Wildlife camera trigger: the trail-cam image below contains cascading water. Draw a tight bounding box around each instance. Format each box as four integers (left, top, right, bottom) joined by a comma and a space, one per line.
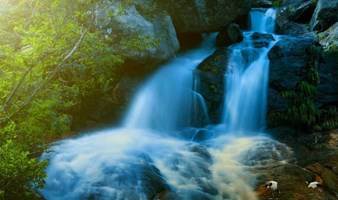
250, 8, 276, 33
42, 8, 292, 200
223, 8, 277, 133
124, 35, 215, 131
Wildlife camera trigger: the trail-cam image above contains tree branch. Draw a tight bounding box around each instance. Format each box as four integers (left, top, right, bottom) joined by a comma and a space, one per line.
0, 30, 87, 124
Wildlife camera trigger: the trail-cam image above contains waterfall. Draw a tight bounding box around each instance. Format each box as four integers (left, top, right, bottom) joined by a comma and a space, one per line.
250, 8, 276, 33
123, 34, 215, 132
222, 8, 277, 133
41, 8, 292, 200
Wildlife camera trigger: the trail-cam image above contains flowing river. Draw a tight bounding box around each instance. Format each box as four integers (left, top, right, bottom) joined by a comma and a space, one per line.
41, 8, 293, 200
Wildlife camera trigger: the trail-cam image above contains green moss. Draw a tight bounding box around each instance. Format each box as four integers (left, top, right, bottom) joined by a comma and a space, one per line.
272, 0, 283, 7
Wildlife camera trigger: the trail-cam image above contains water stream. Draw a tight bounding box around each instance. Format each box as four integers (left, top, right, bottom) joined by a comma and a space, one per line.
223, 8, 278, 133
41, 8, 292, 200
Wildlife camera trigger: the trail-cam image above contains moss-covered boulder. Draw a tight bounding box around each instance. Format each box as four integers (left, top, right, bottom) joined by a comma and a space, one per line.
96, 0, 179, 64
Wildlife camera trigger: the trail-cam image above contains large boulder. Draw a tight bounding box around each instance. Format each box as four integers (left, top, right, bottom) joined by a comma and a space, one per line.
216, 23, 244, 47
310, 0, 338, 32
276, 0, 317, 35
159, 0, 252, 33
317, 23, 338, 107
268, 36, 316, 90
268, 34, 338, 115
194, 48, 229, 123
96, 0, 179, 64
268, 35, 315, 112
251, 32, 275, 48
195, 32, 274, 123
268, 36, 315, 113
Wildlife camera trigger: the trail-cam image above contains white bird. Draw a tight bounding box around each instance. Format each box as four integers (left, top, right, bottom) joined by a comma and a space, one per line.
265, 180, 278, 191
308, 181, 321, 189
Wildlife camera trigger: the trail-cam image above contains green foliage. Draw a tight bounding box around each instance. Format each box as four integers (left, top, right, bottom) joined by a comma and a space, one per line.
0, 0, 159, 199
0, 140, 47, 199
272, 0, 283, 7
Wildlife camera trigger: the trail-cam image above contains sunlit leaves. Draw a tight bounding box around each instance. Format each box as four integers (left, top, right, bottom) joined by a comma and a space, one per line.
0, 140, 47, 199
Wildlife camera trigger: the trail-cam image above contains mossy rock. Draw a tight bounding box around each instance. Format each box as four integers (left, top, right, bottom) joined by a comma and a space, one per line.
319, 22, 338, 56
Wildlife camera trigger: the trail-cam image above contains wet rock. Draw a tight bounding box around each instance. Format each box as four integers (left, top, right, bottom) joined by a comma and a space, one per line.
96, 0, 179, 64
216, 23, 244, 47
316, 25, 338, 106
252, 0, 273, 8
84, 155, 170, 200
255, 164, 326, 200
267, 34, 337, 126
268, 35, 315, 90
306, 161, 338, 196
159, 0, 251, 33
277, 19, 311, 35
275, 0, 316, 35
268, 88, 288, 112
256, 128, 338, 199
240, 138, 293, 167
251, 32, 275, 48
187, 143, 213, 163
288, 0, 317, 23
310, 0, 338, 32
194, 48, 229, 123
179, 128, 215, 142
317, 53, 338, 107
267, 34, 337, 114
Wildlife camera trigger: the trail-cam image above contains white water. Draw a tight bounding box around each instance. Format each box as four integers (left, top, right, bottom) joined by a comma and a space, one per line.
42, 8, 291, 200
250, 8, 276, 33
124, 35, 215, 131
223, 8, 277, 133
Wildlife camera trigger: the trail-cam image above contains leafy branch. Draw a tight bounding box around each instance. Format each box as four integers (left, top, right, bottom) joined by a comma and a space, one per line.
0, 29, 87, 125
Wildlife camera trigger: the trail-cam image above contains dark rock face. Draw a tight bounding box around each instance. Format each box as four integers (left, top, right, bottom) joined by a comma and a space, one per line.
288, 0, 317, 24
194, 48, 229, 123
252, 0, 273, 8
159, 0, 252, 33
268, 36, 315, 113
316, 23, 338, 106
276, 0, 317, 35
317, 54, 338, 107
268, 35, 338, 112
268, 36, 315, 90
311, 0, 338, 32
251, 32, 275, 48
216, 23, 244, 47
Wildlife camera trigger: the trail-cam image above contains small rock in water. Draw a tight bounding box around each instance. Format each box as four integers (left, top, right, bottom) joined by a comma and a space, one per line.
265, 180, 278, 191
